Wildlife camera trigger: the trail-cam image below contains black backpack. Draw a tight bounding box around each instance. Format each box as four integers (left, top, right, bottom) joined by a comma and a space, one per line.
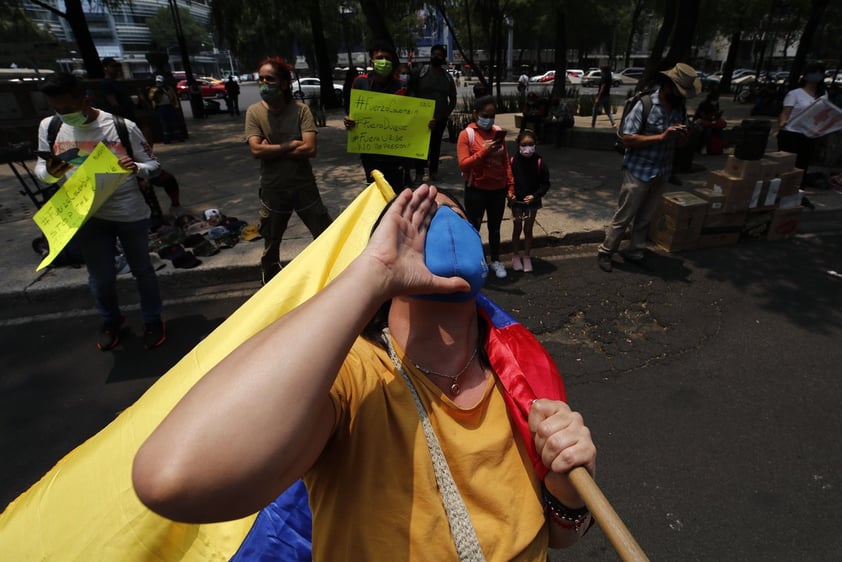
47, 113, 133, 160
613, 91, 653, 154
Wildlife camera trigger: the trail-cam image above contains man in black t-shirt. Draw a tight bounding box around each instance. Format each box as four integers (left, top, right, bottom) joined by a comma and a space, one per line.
591, 66, 616, 128
101, 57, 137, 121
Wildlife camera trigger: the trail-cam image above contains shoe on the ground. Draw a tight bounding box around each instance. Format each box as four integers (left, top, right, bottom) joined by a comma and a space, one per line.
490, 260, 507, 279
97, 315, 125, 351
143, 320, 167, 350
512, 255, 523, 271
620, 250, 645, 264
522, 256, 533, 272
169, 205, 186, 219
598, 253, 613, 272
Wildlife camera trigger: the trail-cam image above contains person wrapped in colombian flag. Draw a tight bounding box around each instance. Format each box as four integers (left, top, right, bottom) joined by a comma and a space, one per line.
0, 180, 595, 561
133, 184, 596, 560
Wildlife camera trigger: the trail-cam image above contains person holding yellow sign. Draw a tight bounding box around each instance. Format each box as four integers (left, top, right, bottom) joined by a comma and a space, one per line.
343, 40, 409, 189
35, 73, 166, 351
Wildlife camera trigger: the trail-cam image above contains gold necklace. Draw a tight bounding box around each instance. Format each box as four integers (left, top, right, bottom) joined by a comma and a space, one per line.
408, 347, 479, 396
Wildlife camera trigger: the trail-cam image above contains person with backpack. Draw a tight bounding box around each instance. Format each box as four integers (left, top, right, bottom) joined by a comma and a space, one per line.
457, 95, 514, 279
508, 129, 549, 273
597, 63, 700, 273
34, 72, 166, 350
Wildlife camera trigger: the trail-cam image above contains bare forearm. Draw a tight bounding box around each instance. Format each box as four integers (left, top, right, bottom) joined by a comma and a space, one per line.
133, 258, 389, 522
251, 140, 311, 160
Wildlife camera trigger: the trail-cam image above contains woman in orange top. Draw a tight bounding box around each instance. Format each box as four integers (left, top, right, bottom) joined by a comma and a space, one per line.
457, 95, 515, 279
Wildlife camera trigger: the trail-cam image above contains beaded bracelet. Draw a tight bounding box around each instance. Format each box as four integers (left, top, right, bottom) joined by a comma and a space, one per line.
542, 482, 592, 533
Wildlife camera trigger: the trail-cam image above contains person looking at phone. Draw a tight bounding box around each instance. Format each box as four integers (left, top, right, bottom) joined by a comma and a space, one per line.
457, 95, 514, 279
34, 72, 166, 351
597, 63, 700, 272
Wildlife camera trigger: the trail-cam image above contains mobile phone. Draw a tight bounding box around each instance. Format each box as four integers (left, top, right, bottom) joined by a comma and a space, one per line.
493, 129, 507, 142
36, 151, 67, 163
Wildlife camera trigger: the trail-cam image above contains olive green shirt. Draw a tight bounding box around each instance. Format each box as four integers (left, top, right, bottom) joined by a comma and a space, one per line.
245, 100, 318, 191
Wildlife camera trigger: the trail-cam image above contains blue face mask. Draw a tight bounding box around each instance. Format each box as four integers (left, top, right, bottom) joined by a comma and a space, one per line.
476, 116, 494, 130
415, 206, 487, 302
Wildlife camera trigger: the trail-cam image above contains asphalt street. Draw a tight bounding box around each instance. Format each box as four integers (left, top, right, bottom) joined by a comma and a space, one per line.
3, 234, 842, 560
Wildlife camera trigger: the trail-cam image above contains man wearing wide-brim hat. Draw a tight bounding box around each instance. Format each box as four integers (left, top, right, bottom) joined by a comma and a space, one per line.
597, 62, 701, 273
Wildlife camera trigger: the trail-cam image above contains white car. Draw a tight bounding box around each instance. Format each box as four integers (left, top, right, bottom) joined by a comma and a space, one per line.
566, 69, 585, 84
618, 67, 645, 85
291, 77, 344, 102
581, 69, 622, 88
529, 70, 556, 83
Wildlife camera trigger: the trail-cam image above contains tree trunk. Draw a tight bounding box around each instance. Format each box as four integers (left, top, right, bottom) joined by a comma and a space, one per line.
719, 28, 741, 94
550, 6, 568, 99
58, 0, 103, 78
625, 0, 645, 69
787, 0, 830, 91
663, 0, 700, 66
642, 0, 677, 86
309, 1, 340, 108
358, 0, 393, 47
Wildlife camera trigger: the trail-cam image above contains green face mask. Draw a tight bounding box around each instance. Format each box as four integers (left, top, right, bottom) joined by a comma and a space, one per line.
373, 59, 393, 77
259, 84, 283, 103
59, 110, 88, 127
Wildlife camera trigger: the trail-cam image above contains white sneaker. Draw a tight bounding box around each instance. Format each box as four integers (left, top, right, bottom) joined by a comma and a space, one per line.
490, 260, 507, 279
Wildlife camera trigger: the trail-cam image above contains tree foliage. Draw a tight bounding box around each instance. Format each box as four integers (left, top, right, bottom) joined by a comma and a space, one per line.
147, 7, 210, 55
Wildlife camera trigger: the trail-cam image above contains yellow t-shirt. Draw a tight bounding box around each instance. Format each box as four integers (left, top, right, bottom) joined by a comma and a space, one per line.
304, 336, 548, 561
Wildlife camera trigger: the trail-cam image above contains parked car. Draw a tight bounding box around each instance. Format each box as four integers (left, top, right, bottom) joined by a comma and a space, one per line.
768, 71, 790, 84
566, 69, 585, 84
618, 67, 644, 85
697, 71, 720, 91
581, 69, 622, 88
529, 70, 556, 83
291, 77, 344, 103
731, 73, 757, 87
731, 68, 756, 79
175, 78, 226, 100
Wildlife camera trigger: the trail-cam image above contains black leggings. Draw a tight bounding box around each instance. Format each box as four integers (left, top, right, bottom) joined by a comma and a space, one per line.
464, 185, 507, 261
777, 129, 815, 173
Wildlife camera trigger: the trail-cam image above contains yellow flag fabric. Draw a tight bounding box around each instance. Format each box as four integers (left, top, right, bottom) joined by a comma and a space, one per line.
0, 176, 396, 560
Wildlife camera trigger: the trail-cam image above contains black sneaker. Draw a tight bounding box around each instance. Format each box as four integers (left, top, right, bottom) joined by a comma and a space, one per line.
143, 320, 167, 350
620, 250, 646, 264
97, 315, 125, 351
598, 253, 613, 273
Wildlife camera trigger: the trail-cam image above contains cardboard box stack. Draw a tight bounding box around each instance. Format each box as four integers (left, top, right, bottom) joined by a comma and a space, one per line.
648, 151, 805, 252
648, 192, 707, 251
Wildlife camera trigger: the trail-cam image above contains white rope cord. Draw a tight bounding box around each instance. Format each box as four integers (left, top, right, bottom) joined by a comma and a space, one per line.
383, 329, 486, 562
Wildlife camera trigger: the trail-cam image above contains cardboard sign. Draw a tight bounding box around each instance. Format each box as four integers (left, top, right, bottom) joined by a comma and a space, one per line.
33, 142, 128, 270
347, 89, 435, 159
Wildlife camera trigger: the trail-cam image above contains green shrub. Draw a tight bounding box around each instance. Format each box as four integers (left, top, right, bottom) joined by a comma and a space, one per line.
446, 111, 473, 142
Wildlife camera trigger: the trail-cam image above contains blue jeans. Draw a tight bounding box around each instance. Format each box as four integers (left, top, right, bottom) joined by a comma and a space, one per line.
75, 217, 162, 324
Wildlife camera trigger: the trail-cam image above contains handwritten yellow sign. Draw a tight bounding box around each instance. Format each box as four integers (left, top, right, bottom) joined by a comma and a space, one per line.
347, 89, 435, 159
33, 142, 129, 270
